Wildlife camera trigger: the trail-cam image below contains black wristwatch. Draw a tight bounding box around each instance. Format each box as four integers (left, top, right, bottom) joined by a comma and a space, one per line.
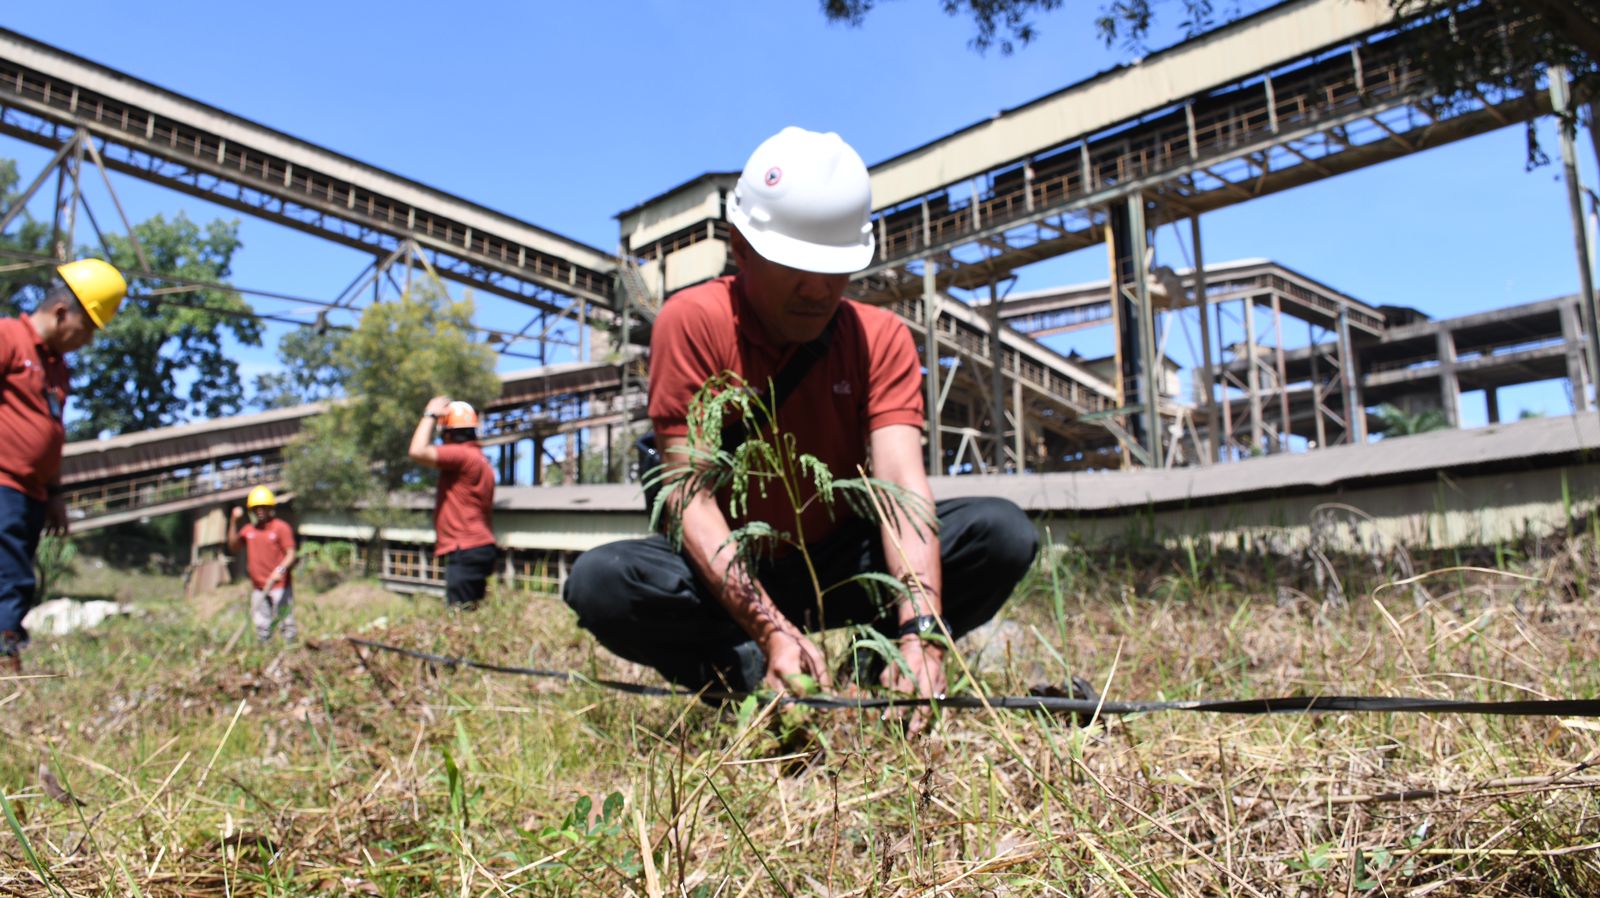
897, 615, 951, 641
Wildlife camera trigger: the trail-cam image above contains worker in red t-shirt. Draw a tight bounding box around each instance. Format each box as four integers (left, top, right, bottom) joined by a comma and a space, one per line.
409, 397, 497, 609
563, 128, 1037, 728
226, 487, 299, 643
0, 259, 126, 674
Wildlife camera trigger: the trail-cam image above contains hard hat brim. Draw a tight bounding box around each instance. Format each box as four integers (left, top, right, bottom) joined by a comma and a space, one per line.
728, 206, 875, 275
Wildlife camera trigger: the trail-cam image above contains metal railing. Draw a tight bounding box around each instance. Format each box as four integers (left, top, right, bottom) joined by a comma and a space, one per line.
65, 458, 284, 520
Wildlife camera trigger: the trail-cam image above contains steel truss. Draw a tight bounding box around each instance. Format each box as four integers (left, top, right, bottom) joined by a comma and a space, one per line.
0, 30, 616, 328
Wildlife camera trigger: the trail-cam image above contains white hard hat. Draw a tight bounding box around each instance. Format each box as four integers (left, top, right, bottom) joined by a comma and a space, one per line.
726, 127, 876, 274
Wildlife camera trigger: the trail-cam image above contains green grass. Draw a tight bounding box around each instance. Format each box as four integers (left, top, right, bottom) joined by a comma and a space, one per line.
2, 537, 1599, 896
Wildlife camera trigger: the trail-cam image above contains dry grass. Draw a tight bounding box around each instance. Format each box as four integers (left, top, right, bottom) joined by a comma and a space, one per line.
1, 533, 1599, 896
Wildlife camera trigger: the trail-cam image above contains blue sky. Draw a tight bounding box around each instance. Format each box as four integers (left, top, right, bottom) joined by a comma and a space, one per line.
3, 0, 1595, 427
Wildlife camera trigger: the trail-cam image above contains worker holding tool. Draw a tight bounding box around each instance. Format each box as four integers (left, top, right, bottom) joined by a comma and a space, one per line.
226, 486, 299, 643
0, 259, 127, 674
409, 397, 497, 609
563, 127, 1036, 729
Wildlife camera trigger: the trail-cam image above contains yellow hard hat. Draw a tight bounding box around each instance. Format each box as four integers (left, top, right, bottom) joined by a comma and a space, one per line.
56, 258, 127, 329
246, 486, 277, 508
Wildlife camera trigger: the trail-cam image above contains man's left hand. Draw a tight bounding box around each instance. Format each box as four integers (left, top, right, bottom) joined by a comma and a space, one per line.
44, 495, 69, 537
882, 637, 948, 736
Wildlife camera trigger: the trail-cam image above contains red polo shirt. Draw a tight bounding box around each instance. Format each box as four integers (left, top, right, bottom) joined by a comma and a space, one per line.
648, 276, 925, 544
240, 517, 295, 590
434, 442, 496, 556
0, 316, 70, 501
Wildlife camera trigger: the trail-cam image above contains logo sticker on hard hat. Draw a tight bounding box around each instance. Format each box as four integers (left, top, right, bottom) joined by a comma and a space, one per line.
764, 167, 782, 187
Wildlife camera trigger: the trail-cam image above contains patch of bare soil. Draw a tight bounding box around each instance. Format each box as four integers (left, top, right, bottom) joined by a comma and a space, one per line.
310, 578, 410, 613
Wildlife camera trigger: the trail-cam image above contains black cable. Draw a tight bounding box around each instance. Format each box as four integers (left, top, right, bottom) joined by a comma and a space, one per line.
346, 637, 1600, 718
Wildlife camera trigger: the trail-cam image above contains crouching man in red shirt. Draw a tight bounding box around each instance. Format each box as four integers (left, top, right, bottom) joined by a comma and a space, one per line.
226, 487, 298, 642
409, 397, 497, 609
562, 128, 1037, 727
0, 259, 126, 673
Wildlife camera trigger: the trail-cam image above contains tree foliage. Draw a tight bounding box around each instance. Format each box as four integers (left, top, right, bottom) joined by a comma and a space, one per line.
283, 284, 500, 516
0, 161, 54, 317
823, 0, 1600, 116
821, 0, 1221, 54
253, 322, 347, 409
1371, 402, 1451, 437
0, 159, 263, 438
68, 215, 262, 438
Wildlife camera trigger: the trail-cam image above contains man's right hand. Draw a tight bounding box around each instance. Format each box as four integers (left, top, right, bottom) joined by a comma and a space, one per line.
762, 629, 832, 695
424, 395, 452, 418
230, 506, 244, 522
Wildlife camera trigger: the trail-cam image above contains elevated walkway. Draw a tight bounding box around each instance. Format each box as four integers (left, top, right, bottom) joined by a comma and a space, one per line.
60, 359, 642, 531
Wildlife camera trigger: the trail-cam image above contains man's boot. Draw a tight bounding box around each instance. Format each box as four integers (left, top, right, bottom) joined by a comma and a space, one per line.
0, 629, 22, 675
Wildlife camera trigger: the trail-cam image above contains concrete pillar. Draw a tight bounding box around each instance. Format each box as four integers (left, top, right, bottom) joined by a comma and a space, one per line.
1561, 299, 1591, 411
1244, 298, 1263, 453
1436, 329, 1460, 428
1337, 309, 1366, 442
1012, 376, 1025, 472
1485, 387, 1501, 424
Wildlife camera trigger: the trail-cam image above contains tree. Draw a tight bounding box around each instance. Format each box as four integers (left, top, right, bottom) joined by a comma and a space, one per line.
822, 0, 1599, 117
253, 321, 347, 409
0, 154, 264, 438
67, 214, 263, 438
283, 284, 500, 517
820, 0, 1215, 54
0, 160, 54, 317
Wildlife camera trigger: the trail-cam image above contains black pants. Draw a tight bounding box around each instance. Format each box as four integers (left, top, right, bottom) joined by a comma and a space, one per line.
444, 544, 497, 606
562, 496, 1038, 693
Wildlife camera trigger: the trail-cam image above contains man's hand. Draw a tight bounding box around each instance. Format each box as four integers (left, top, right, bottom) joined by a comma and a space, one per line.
424, 395, 452, 418
44, 495, 69, 537
230, 506, 244, 522
762, 629, 832, 695
883, 637, 948, 736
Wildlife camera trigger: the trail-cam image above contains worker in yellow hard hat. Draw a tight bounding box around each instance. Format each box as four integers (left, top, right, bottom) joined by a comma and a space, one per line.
226, 486, 299, 643
0, 258, 127, 673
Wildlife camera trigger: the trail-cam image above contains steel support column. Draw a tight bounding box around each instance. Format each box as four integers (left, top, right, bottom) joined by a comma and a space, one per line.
1552, 67, 1600, 410
1108, 195, 1160, 464
1243, 298, 1264, 452
1270, 293, 1292, 450
985, 279, 1008, 471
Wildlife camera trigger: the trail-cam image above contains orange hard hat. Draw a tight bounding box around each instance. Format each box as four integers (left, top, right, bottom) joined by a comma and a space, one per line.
442, 401, 478, 430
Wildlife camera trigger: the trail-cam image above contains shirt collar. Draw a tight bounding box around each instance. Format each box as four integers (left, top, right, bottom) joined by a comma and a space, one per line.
18, 315, 59, 365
